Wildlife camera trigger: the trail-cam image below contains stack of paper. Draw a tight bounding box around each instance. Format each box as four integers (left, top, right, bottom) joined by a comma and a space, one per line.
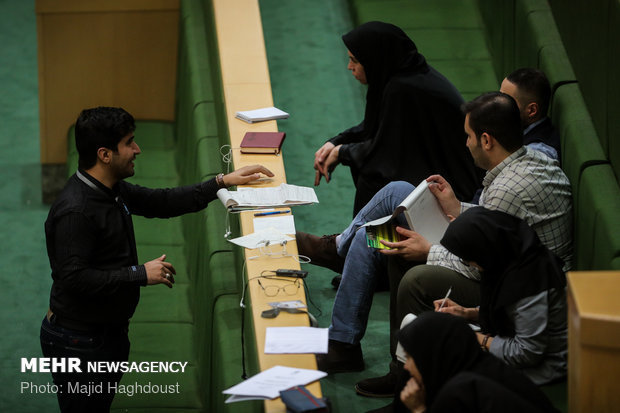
223, 365, 326, 403
217, 183, 319, 211
235, 106, 289, 123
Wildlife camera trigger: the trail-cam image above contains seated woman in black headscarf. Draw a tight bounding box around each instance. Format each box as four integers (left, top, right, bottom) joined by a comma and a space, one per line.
313, 21, 480, 216
435, 207, 568, 386
396, 311, 559, 413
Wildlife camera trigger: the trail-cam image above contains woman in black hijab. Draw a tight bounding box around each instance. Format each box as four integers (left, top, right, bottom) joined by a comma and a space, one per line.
436, 207, 568, 385
396, 311, 559, 412
313, 21, 481, 215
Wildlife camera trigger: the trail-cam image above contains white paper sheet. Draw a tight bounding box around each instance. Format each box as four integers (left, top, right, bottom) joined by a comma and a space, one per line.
264, 327, 329, 354
222, 365, 326, 402
235, 106, 290, 123
227, 228, 294, 249
217, 183, 318, 211
253, 215, 296, 235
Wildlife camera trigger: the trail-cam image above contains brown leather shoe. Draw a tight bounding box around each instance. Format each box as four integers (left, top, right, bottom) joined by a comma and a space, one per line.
296, 232, 345, 273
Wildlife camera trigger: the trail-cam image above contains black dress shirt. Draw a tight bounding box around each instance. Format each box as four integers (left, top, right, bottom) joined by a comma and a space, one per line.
45, 170, 219, 324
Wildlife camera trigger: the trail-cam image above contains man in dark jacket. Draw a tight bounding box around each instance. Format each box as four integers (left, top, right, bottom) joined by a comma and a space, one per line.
41, 107, 272, 412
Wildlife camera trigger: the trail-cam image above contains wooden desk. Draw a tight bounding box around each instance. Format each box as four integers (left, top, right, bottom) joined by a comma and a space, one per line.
211, 1, 322, 411
567, 271, 620, 413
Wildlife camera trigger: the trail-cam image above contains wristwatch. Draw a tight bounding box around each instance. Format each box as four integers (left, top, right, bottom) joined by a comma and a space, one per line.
216, 173, 226, 189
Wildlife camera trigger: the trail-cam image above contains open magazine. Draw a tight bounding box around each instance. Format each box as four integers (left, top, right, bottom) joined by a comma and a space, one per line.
217, 183, 318, 211
362, 180, 450, 249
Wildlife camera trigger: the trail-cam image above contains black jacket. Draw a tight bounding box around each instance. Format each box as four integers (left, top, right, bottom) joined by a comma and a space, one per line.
523, 117, 561, 161
45, 170, 219, 324
331, 22, 481, 214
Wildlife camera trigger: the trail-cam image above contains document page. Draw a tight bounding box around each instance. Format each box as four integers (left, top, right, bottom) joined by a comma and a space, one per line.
252, 215, 296, 235
227, 228, 294, 249
264, 327, 329, 354
223, 365, 326, 402
401, 180, 450, 244
217, 184, 318, 210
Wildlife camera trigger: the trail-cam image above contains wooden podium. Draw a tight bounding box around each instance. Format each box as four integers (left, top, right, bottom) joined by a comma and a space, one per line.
568, 271, 620, 412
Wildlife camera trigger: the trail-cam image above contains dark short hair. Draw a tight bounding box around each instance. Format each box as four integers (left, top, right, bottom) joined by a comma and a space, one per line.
75, 107, 135, 169
462, 92, 522, 152
506, 68, 551, 117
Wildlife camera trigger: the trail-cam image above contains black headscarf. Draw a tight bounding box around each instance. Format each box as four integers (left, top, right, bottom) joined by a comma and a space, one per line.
335, 22, 482, 214
440, 207, 566, 336
398, 312, 482, 406
397, 312, 559, 412
342, 21, 427, 139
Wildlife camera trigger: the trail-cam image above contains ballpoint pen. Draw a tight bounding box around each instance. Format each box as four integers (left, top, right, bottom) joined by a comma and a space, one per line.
438, 286, 452, 311
254, 210, 290, 217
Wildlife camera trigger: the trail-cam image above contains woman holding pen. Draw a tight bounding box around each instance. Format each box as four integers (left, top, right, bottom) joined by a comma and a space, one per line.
369, 207, 566, 413
435, 207, 567, 386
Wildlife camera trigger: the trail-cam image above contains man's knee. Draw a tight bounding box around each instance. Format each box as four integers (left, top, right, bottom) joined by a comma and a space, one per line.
398, 265, 435, 315
398, 265, 461, 314
383, 181, 415, 196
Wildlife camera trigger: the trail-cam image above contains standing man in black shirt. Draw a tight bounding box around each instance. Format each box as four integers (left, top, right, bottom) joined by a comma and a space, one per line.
40, 107, 273, 412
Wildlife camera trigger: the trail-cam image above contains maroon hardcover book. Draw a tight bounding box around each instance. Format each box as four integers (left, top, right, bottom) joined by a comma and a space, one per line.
240, 131, 286, 154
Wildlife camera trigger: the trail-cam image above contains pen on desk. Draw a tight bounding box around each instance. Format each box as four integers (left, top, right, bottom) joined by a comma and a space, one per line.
438, 286, 452, 311
254, 210, 290, 217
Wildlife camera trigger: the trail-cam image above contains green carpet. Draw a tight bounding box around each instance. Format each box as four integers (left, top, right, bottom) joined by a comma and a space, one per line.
0, 1, 58, 411
259, 1, 393, 411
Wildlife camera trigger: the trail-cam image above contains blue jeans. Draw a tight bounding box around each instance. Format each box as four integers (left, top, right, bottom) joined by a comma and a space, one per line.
330, 181, 414, 344
40, 315, 130, 413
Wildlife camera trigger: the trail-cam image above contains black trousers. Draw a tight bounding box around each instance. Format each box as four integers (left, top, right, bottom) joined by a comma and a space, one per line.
40, 315, 130, 413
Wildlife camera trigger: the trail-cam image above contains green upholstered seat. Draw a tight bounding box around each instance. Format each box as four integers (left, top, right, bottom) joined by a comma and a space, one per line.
131, 284, 194, 324
538, 44, 577, 91
403, 28, 492, 61
133, 121, 176, 151
608, 0, 620, 182
351, 0, 481, 29
575, 165, 620, 270
351, 0, 498, 99
131, 150, 178, 180
178, 102, 221, 185
552, 84, 607, 196
208, 294, 261, 413
477, 0, 515, 78
110, 322, 201, 410
204, 204, 233, 256
196, 135, 223, 180
133, 215, 185, 246
431, 59, 498, 99
206, 250, 241, 297
514, 9, 562, 68
548, 0, 610, 154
